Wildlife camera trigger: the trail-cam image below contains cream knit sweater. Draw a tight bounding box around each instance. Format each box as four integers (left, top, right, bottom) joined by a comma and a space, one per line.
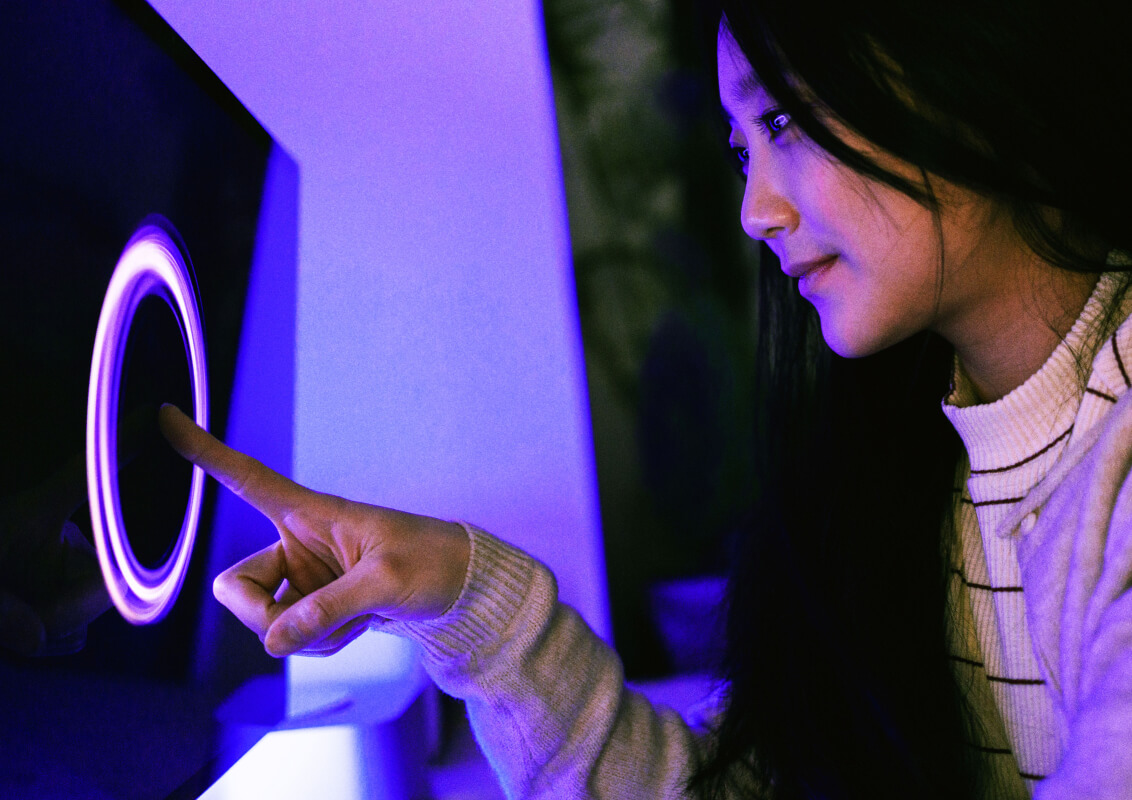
384, 274, 1132, 799
944, 272, 1132, 797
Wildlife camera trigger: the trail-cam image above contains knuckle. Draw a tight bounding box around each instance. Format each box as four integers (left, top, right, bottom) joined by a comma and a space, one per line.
228, 459, 256, 498
297, 594, 337, 635
212, 571, 236, 605
372, 553, 409, 594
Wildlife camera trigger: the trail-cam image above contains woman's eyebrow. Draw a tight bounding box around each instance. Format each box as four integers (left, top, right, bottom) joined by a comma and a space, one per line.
738, 70, 765, 99
721, 70, 767, 109
719, 71, 768, 126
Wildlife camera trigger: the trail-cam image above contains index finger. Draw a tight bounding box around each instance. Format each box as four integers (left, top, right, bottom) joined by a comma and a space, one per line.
158, 404, 307, 520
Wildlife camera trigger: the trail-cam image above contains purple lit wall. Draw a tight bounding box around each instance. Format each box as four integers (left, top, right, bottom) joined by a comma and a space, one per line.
145, 0, 609, 657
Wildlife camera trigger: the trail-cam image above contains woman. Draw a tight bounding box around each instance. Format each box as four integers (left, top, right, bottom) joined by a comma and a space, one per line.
160, 1, 1132, 796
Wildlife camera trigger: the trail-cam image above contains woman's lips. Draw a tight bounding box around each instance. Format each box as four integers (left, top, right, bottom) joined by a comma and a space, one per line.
795, 255, 838, 296
783, 254, 837, 278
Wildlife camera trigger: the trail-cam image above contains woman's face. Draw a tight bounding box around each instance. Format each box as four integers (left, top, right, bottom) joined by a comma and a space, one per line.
717, 28, 1025, 358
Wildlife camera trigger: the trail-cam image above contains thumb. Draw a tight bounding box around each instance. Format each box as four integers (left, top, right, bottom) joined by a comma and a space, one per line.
264, 566, 388, 656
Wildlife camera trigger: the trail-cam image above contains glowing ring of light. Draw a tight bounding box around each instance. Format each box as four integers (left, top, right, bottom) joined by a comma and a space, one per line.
86, 222, 208, 625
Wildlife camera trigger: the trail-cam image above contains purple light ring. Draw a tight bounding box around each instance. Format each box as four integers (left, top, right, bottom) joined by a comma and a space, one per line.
87, 256, 146, 616
86, 225, 209, 624
113, 275, 203, 591
112, 237, 207, 602
90, 232, 208, 616
101, 269, 168, 590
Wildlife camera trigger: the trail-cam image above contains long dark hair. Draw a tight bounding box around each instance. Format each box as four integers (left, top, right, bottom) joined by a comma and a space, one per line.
689, 1, 1132, 797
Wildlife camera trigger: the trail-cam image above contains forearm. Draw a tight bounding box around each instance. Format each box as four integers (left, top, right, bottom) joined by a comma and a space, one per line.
384, 525, 705, 799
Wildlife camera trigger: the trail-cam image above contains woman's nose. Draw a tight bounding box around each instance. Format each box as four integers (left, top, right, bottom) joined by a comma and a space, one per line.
740, 173, 799, 241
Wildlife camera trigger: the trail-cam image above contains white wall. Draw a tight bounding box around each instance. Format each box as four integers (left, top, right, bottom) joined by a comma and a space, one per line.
146, 0, 610, 649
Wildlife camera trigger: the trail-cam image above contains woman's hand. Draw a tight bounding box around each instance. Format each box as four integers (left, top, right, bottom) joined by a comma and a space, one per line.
158, 405, 470, 658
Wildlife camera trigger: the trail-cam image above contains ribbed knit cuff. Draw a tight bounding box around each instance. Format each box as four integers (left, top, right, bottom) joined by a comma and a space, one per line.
379, 523, 545, 666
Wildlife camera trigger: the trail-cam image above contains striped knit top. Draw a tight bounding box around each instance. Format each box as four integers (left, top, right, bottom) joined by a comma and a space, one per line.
941, 270, 1132, 797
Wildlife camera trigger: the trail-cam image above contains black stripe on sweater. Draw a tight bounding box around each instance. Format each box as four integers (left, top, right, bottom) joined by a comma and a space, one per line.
968, 496, 1025, 507
1114, 336, 1131, 388
986, 674, 1045, 686
968, 427, 1072, 475
949, 568, 1023, 593
1087, 386, 1118, 403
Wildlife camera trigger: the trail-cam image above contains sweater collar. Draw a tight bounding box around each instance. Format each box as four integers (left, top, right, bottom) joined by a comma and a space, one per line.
941, 272, 1124, 474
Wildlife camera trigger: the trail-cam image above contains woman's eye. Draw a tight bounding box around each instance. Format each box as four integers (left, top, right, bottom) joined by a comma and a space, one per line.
755, 108, 793, 140
731, 145, 750, 167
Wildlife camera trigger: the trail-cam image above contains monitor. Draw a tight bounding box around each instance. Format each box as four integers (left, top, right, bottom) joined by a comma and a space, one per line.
0, 1, 298, 797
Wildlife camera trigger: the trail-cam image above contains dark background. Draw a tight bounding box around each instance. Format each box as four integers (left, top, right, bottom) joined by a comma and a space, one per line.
544, 0, 763, 678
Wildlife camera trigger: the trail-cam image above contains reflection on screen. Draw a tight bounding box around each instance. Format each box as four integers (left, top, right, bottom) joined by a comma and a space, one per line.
0, 1, 294, 797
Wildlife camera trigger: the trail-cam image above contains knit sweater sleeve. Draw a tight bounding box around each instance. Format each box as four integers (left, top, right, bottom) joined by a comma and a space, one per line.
1027, 452, 1132, 799
1000, 385, 1132, 799
379, 524, 711, 800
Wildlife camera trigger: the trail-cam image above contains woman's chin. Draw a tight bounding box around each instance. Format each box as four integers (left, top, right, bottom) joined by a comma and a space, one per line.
818, 320, 906, 359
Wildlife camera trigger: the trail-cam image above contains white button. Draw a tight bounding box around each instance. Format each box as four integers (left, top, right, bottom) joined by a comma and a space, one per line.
1020, 512, 1038, 533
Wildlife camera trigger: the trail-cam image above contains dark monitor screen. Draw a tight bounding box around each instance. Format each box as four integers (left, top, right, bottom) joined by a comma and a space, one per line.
0, 1, 298, 797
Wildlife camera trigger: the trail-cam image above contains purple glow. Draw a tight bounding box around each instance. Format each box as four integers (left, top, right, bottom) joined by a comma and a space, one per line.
146, 0, 610, 642
86, 222, 209, 625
